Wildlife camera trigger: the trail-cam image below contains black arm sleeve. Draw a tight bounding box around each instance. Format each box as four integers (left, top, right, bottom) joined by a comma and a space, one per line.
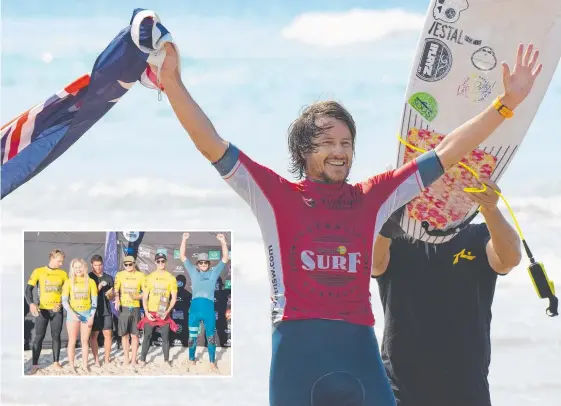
379, 206, 406, 239
379, 217, 405, 239
25, 284, 35, 305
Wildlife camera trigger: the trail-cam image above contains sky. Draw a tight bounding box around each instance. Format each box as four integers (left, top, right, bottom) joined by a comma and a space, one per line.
1, 0, 561, 405
1, 0, 560, 192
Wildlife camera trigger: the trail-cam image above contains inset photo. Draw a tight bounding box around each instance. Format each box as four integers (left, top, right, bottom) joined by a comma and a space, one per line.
23, 231, 232, 376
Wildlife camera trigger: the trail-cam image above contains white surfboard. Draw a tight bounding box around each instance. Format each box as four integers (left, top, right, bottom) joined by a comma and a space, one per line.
396, 0, 561, 243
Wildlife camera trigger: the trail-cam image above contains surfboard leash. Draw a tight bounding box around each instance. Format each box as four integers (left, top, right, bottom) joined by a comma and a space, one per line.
397, 133, 558, 317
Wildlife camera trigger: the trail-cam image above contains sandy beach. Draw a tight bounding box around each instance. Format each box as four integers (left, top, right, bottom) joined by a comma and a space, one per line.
23, 344, 232, 377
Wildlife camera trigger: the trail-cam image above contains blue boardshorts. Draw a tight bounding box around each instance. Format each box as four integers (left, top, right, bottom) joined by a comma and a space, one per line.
269, 319, 396, 406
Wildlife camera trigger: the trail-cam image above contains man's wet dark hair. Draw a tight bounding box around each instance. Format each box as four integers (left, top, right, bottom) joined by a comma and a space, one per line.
287, 101, 356, 180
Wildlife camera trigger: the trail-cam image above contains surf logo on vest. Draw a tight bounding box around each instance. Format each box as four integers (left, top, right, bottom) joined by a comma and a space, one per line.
289, 222, 370, 293
416, 38, 453, 82
301, 245, 362, 276
433, 0, 469, 24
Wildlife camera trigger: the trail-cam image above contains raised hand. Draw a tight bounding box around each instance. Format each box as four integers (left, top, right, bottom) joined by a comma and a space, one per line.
160, 43, 181, 81
216, 234, 226, 243
183, 232, 190, 241
501, 43, 543, 109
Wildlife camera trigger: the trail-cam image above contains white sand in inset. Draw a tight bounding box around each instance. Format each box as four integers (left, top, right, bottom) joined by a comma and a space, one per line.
23, 344, 231, 376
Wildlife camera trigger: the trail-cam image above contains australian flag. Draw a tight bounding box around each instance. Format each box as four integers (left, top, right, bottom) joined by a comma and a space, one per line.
0, 9, 173, 199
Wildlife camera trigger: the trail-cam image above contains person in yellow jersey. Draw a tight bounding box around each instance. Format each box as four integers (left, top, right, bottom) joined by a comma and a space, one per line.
61, 258, 98, 373
25, 249, 68, 375
114, 255, 145, 366
138, 252, 179, 368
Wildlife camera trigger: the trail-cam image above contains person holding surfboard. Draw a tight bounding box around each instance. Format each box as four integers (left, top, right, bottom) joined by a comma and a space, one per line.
372, 176, 521, 406
158, 39, 541, 406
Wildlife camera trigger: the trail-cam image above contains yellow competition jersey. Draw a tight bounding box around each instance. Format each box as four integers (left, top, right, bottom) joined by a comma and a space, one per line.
115, 270, 145, 308
144, 271, 178, 312
27, 266, 69, 310
62, 277, 98, 312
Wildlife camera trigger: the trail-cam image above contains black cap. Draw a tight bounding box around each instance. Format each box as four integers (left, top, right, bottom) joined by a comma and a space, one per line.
155, 252, 167, 261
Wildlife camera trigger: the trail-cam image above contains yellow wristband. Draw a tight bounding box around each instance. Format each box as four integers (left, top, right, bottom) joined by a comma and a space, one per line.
492, 97, 514, 119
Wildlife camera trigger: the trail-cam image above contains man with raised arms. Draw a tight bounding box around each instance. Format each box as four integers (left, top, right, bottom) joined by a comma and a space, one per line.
158, 42, 541, 406
180, 232, 229, 372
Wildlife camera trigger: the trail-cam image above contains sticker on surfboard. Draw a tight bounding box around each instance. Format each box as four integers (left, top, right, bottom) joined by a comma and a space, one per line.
433, 0, 469, 24
396, 0, 561, 243
457, 74, 496, 102
408, 92, 439, 121
471, 46, 497, 71
416, 38, 453, 82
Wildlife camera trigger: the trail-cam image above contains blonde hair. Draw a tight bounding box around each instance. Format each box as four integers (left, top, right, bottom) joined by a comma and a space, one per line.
69, 258, 89, 297
49, 249, 65, 259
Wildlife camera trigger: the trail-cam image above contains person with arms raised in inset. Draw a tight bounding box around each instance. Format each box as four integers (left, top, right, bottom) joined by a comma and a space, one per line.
61, 258, 98, 373
88, 254, 115, 367
371, 178, 522, 406
159, 40, 542, 405
25, 249, 68, 375
138, 252, 178, 368
180, 232, 229, 373
114, 256, 145, 367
